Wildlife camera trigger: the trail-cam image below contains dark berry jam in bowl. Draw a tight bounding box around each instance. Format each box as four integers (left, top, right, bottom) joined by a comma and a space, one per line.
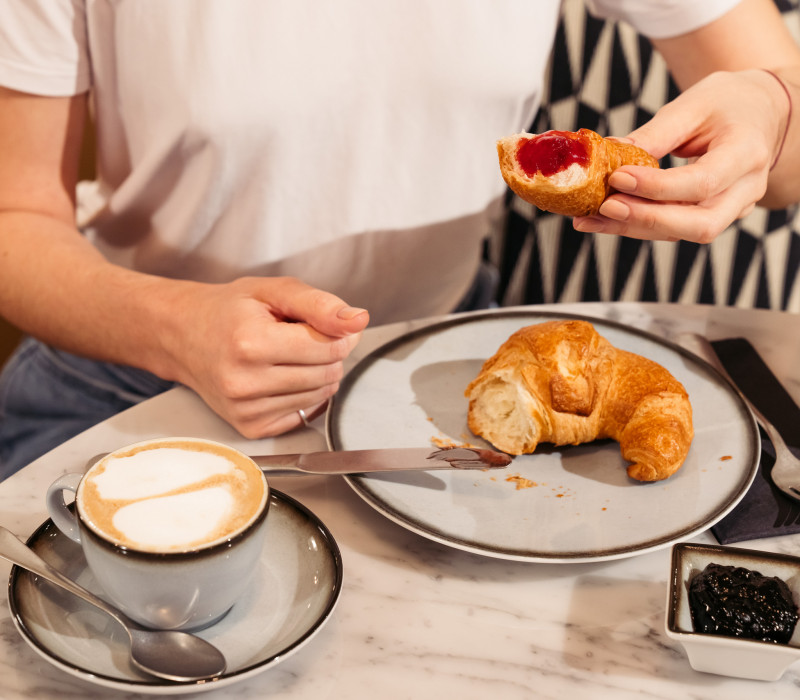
666, 542, 800, 681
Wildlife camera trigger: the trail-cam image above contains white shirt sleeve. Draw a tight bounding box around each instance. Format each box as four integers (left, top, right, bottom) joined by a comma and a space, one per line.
0, 0, 90, 96
585, 0, 743, 39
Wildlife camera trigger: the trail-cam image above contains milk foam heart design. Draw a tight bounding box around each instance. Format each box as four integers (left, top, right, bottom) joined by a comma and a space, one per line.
112, 487, 236, 552
91, 448, 237, 500
77, 439, 266, 553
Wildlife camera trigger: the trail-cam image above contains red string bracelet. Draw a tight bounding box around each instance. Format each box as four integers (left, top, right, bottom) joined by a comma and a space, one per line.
761, 69, 793, 171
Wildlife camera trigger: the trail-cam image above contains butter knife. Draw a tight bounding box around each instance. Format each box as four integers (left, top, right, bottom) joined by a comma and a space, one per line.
250, 446, 512, 476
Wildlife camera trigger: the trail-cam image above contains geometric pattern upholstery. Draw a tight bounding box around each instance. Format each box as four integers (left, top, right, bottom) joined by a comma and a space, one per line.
498, 0, 800, 312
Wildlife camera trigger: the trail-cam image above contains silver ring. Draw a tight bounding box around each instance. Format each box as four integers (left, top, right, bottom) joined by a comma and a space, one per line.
298, 408, 310, 427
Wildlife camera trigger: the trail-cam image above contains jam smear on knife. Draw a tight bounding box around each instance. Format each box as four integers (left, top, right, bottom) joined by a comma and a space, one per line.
516, 130, 590, 177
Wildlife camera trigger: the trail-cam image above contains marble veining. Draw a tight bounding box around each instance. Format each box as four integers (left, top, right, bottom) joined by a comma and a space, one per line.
0, 302, 798, 698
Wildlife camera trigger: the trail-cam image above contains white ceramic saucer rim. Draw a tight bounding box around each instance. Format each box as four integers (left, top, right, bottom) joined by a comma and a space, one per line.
7, 489, 343, 695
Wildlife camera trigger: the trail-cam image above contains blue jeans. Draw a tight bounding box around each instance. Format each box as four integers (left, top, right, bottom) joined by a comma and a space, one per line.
0, 338, 175, 479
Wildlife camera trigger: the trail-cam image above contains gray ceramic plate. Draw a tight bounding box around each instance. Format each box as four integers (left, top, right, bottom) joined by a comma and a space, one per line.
8, 490, 342, 695
327, 310, 760, 563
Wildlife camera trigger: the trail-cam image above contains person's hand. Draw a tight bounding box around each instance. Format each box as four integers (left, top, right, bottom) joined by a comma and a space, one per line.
572, 70, 788, 242
158, 276, 369, 437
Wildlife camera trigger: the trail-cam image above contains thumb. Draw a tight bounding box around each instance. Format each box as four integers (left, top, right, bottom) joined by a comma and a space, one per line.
624, 103, 698, 162
262, 277, 370, 338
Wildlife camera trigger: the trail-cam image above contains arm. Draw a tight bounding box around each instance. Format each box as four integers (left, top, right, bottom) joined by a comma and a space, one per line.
572, 0, 800, 241
0, 86, 369, 436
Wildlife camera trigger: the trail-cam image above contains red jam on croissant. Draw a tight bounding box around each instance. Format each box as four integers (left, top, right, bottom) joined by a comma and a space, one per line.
515, 130, 591, 178
497, 128, 659, 217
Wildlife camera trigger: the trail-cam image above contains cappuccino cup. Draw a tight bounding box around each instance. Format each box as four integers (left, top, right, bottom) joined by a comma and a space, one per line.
46, 437, 269, 630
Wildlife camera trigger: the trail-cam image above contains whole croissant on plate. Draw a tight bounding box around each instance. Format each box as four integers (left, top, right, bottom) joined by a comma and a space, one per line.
497, 128, 659, 217
464, 320, 694, 482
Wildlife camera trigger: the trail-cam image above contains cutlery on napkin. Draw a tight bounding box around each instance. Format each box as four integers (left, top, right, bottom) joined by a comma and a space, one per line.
707, 338, 800, 544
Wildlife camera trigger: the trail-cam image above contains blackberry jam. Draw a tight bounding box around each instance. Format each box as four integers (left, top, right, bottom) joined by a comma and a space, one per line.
689, 563, 798, 644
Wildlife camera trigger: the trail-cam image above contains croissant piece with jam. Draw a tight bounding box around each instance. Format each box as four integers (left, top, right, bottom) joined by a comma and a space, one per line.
497, 128, 659, 217
464, 320, 693, 482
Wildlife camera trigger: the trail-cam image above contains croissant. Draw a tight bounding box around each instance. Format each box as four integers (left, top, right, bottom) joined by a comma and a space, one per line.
497, 128, 659, 217
464, 320, 694, 482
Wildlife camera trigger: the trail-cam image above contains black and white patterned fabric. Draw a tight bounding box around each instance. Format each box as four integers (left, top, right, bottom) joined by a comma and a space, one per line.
497, 0, 800, 312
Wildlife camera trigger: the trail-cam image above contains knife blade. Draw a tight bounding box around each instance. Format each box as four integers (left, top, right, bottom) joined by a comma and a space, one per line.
250, 446, 512, 476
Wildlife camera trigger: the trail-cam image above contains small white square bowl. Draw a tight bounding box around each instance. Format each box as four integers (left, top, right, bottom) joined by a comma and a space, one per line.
665, 542, 800, 681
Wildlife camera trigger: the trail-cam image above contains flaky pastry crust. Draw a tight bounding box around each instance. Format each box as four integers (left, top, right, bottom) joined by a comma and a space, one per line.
464, 320, 693, 482
497, 128, 658, 217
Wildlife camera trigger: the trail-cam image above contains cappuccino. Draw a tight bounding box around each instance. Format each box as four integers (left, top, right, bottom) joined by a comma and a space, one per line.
77, 438, 268, 553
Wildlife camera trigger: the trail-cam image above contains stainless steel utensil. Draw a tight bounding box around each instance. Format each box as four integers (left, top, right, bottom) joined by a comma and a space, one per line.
676, 332, 800, 503
0, 526, 227, 683
251, 446, 513, 475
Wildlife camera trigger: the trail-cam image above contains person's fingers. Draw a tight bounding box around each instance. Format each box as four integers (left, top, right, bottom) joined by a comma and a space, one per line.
575, 176, 762, 243
209, 385, 339, 439
237, 318, 362, 367
608, 132, 769, 205
170, 276, 369, 440
210, 353, 346, 403
738, 202, 756, 220
622, 99, 702, 162
254, 276, 369, 338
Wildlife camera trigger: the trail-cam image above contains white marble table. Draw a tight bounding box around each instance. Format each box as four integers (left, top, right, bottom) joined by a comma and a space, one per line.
0, 302, 799, 699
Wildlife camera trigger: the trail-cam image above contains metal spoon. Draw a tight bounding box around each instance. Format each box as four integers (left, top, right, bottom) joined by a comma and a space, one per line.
0, 526, 227, 683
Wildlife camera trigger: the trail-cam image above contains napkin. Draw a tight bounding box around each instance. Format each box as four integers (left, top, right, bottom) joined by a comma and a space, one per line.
709, 338, 800, 544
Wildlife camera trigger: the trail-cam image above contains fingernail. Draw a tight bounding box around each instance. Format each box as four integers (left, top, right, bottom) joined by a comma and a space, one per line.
609, 172, 637, 193
598, 199, 630, 221
573, 217, 604, 233
337, 305, 368, 320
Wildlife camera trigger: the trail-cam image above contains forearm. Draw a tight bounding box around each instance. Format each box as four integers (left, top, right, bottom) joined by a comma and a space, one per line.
0, 207, 371, 439
0, 210, 196, 381
758, 65, 800, 209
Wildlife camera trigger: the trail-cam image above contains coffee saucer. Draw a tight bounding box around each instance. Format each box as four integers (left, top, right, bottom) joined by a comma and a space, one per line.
7, 489, 343, 695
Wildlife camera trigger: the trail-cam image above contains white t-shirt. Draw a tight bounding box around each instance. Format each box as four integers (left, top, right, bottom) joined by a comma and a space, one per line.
0, 0, 739, 324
